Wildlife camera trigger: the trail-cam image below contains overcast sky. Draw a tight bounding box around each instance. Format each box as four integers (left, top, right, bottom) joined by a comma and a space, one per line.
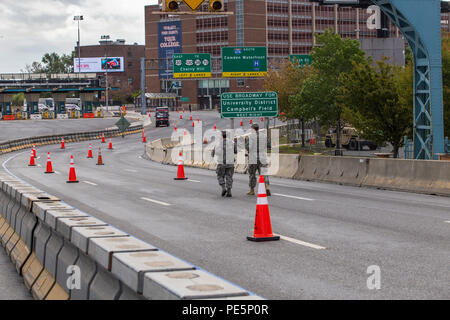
0, 0, 158, 73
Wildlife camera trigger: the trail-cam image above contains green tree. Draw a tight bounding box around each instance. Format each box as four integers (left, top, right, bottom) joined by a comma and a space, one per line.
339, 59, 413, 158
24, 52, 75, 74
299, 29, 368, 153
11, 93, 25, 107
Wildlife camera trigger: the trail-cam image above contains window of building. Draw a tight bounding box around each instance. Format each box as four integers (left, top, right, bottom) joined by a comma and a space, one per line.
237, 79, 245, 87
128, 78, 133, 85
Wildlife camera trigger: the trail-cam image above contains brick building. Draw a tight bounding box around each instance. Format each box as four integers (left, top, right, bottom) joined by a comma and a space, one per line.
144, 0, 449, 110
78, 40, 144, 103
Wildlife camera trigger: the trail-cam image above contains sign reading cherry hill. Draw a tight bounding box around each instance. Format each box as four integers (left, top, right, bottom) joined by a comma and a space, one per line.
221, 92, 278, 118
173, 53, 211, 78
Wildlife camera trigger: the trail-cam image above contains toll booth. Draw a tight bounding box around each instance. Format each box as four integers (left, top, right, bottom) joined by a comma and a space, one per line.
24, 93, 40, 114
53, 93, 66, 114
0, 94, 14, 120
80, 92, 95, 118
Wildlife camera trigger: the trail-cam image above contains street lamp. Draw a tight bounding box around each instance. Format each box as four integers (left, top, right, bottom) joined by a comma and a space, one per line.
73, 15, 84, 76
101, 35, 110, 112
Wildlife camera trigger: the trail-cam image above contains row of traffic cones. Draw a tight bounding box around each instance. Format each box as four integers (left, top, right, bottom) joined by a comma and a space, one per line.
173, 152, 278, 242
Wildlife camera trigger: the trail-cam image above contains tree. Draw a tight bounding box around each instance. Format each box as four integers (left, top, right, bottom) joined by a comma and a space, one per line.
23, 52, 75, 74
11, 93, 25, 107
299, 29, 368, 154
339, 58, 413, 158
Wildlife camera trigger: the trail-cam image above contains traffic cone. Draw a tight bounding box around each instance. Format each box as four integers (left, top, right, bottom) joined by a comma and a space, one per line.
240, 120, 243, 127
174, 124, 177, 132
28, 150, 36, 167
192, 121, 195, 128
184, 129, 187, 136
203, 137, 208, 144
67, 155, 79, 183
32, 145, 36, 158
61, 137, 65, 149
101, 133, 106, 143
45, 152, 54, 174
174, 152, 188, 181
197, 116, 200, 123
96, 148, 104, 166
142, 129, 147, 143
108, 137, 113, 150
180, 114, 183, 120
87, 144, 93, 158
261, 117, 264, 122
214, 124, 217, 131
247, 176, 280, 242
250, 119, 253, 125
190, 115, 193, 121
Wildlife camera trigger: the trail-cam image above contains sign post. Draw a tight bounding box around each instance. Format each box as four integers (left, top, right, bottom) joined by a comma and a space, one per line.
221, 92, 278, 119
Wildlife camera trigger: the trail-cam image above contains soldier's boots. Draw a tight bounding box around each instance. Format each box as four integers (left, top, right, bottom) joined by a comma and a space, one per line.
221, 185, 227, 197
266, 184, 271, 197
247, 188, 255, 196
226, 188, 232, 198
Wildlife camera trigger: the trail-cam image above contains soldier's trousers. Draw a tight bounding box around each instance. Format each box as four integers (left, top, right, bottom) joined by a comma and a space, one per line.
248, 163, 270, 189
216, 165, 234, 189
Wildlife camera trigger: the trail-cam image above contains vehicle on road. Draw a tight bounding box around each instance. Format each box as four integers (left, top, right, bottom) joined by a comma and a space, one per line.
325, 126, 377, 151
38, 98, 55, 112
155, 107, 170, 127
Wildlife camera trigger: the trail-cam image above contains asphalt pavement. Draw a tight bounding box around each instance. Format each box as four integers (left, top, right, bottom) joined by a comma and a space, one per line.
1, 111, 449, 300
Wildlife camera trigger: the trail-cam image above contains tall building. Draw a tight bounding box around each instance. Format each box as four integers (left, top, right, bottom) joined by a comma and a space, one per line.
78, 39, 145, 103
144, 0, 446, 110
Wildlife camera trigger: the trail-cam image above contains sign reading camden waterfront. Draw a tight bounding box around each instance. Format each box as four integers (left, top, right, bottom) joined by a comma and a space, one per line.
173, 53, 211, 78
222, 47, 267, 77
221, 92, 278, 118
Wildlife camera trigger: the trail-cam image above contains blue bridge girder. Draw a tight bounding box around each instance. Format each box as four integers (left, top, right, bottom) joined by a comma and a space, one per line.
370, 0, 444, 159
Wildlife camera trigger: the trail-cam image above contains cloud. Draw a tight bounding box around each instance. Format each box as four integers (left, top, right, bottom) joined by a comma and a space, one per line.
0, 0, 158, 73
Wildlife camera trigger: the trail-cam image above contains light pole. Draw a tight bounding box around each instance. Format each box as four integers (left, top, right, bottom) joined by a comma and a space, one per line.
101, 35, 110, 112
73, 16, 84, 76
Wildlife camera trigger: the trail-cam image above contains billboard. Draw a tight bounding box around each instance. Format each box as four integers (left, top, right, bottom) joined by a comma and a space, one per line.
158, 20, 182, 79
74, 57, 124, 73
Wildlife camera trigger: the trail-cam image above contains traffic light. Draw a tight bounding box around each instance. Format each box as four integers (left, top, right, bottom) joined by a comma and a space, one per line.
164, 0, 179, 11
209, 0, 224, 12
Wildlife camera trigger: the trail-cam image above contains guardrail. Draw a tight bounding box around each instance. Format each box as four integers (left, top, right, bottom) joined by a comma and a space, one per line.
0, 126, 260, 300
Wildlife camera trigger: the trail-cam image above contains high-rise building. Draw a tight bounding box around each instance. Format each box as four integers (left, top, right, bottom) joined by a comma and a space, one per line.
144, 0, 448, 110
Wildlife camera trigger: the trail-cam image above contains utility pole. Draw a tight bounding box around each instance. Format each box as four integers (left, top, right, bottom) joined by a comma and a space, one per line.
73, 16, 84, 78
101, 35, 110, 113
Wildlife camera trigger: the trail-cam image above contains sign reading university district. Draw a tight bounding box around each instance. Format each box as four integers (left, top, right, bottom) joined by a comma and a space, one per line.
221, 92, 278, 118
173, 53, 211, 78
222, 47, 267, 77
158, 20, 182, 79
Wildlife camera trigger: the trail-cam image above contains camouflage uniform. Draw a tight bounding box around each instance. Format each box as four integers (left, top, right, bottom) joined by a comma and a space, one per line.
212, 136, 237, 196
246, 128, 270, 194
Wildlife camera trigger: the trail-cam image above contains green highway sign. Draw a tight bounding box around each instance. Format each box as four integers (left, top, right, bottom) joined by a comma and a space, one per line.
181, 97, 190, 102
222, 47, 267, 77
173, 53, 211, 78
221, 92, 278, 118
115, 115, 131, 133
289, 54, 312, 68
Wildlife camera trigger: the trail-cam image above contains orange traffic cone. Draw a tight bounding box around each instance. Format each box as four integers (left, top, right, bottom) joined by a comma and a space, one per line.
45, 152, 54, 174
250, 119, 253, 125
174, 124, 178, 132
61, 137, 65, 149
67, 155, 79, 183
197, 116, 200, 123
87, 144, 93, 158
28, 150, 36, 167
203, 137, 208, 144
32, 145, 36, 158
101, 133, 106, 143
240, 120, 243, 127
192, 121, 195, 128
143, 129, 147, 143
108, 137, 113, 150
247, 176, 280, 242
97, 148, 104, 166
180, 114, 183, 120
174, 152, 188, 181
213, 124, 217, 131
261, 117, 264, 122
190, 115, 193, 121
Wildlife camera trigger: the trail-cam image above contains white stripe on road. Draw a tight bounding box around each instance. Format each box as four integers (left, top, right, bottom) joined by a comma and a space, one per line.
273, 193, 315, 201
54, 171, 61, 175
125, 169, 138, 173
141, 197, 171, 207
83, 181, 98, 186
188, 179, 201, 183
276, 234, 326, 250
445, 221, 450, 224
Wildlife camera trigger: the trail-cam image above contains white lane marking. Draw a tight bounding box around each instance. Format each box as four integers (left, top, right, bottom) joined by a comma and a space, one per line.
83, 181, 98, 186
275, 234, 326, 250
54, 171, 61, 175
188, 179, 201, 183
37, 164, 42, 167
273, 193, 315, 201
141, 197, 171, 207
445, 221, 450, 224
125, 169, 138, 173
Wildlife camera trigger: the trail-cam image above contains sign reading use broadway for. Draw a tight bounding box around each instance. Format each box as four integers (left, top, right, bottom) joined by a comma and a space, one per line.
222, 47, 267, 77
173, 53, 211, 78
221, 92, 278, 118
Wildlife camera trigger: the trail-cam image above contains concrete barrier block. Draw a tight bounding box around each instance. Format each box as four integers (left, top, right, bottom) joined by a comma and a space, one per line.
71, 225, 129, 254
44, 231, 64, 277
143, 270, 249, 300
89, 236, 157, 271
56, 240, 79, 294
111, 251, 195, 294
1, 225, 15, 248
22, 252, 44, 290
118, 283, 146, 300
32, 201, 71, 221
89, 266, 121, 300
0, 220, 10, 241
31, 268, 56, 300
10, 238, 31, 274
56, 216, 108, 240
5, 231, 20, 256
45, 208, 89, 230
33, 221, 52, 264
45, 281, 70, 300
70, 251, 97, 300
20, 193, 59, 212
274, 154, 299, 179
20, 211, 37, 249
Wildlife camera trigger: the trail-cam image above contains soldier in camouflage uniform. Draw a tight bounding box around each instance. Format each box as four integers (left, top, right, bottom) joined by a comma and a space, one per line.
246, 124, 271, 196
212, 130, 237, 197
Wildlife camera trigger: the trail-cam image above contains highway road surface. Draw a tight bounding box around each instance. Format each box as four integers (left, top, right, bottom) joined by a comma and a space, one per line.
1, 111, 449, 299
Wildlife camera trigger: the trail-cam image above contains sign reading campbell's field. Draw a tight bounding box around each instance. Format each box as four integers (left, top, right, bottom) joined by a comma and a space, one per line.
222, 47, 267, 77
221, 92, 278, 118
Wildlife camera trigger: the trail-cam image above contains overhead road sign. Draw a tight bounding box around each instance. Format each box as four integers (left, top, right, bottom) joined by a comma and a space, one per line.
289, 54, 312, 68
173, 53, 211, 78
222, 47, 268, 78
182, 0, 205, 10
221, 92, 278, 119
